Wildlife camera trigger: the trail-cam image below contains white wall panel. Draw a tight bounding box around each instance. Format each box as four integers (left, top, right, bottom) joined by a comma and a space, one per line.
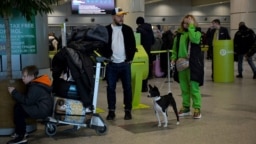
230, 0, 256, 38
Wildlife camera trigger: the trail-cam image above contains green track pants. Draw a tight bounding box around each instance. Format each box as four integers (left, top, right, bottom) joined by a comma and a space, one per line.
178, 68, 201, 109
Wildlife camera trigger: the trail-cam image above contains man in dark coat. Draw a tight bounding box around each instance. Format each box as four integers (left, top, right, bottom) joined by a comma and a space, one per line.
136, 16, 155, 92
7, 65, 53, 144
209, 19, 230, 80
234, 22, 256, 79
206, 26, 214, 60
161, 29, 174, 77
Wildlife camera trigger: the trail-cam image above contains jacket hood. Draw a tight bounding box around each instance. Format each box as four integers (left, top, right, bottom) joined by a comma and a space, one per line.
136, 17, 144, 24
239, 25, 248, 31
139, 23, 153, 32
32, 75, 52, 87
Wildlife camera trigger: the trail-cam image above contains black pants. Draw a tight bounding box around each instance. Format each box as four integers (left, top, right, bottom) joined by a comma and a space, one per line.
142, 48, 153, 90
13, 104, 29, 136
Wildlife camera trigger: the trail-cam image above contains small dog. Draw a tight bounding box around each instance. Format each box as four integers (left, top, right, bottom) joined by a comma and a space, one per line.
148, 84, 179, 127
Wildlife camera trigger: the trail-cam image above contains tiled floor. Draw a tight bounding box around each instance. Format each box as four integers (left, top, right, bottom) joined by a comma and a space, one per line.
1, 59, 256, 144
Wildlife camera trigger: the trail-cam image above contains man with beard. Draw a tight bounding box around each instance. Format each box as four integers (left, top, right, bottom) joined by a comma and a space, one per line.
99, 7, 137, 120
136, 16, 155, 92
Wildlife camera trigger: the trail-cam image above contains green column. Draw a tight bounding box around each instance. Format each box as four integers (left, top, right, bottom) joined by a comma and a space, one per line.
213, 40, 234, 83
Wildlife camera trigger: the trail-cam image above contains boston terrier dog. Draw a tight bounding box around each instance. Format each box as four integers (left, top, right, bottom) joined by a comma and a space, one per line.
148, 84, 180, 127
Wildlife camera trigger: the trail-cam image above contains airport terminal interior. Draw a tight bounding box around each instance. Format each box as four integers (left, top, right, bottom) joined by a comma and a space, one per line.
1, 59, 256, 144
1, 0, 256, 144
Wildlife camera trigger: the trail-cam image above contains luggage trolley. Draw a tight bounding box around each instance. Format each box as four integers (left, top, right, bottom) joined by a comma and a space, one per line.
45, 57, 108, 136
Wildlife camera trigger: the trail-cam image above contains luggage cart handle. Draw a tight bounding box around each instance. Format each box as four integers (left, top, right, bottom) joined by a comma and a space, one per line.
96, 57, 111, 63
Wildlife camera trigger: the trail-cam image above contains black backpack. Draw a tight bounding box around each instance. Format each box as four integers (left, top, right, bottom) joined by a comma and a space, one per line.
51, 25, 108, 107
247, 29, 256, 57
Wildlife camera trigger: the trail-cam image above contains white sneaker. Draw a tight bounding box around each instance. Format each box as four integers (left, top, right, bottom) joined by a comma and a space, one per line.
193, 109, 202, 119
178, 107, 191, 117
7, 135, 27, 144
11, 132, 29, 138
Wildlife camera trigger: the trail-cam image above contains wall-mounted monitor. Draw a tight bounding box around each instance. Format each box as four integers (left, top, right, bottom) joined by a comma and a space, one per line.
71, 0, 115, 14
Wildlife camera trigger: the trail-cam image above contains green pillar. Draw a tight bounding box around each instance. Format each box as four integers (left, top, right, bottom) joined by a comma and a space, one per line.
213, 40, 234, 83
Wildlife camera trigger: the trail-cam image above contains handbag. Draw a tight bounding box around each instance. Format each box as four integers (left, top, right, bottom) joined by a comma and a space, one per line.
176, 58, 189, 71
175, 41, 191, 72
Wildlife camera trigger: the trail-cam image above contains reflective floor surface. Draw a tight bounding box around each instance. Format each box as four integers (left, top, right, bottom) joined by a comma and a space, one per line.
1, 59, 256, 144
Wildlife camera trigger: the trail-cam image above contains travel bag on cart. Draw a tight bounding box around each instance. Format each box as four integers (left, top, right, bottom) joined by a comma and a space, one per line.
52, 79, 80, 100
54, 97, 87, 124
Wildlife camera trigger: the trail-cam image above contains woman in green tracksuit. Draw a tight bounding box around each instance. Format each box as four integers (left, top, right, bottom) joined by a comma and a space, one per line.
171, 14, 204, 119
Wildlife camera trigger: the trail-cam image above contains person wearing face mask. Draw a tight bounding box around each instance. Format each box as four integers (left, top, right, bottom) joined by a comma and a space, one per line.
234, 22, 256, 79
99, 7, 137, 120
171, 14, 204, 119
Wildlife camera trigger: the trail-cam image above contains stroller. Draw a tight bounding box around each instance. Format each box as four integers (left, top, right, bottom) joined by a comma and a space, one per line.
44, 25, 108, 136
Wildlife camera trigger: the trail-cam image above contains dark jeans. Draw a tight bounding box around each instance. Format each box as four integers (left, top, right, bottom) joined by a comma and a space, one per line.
237, 54, 256, 75
207, 46, 213, 59
106, 62, 132, 111
14, 103, 29, 136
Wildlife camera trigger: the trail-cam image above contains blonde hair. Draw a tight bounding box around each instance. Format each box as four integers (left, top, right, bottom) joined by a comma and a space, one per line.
180, 14, 198, 32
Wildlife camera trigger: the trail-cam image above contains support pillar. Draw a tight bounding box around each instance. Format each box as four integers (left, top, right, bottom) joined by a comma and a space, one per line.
230, 0, 256, 37
116, 0, 145, 31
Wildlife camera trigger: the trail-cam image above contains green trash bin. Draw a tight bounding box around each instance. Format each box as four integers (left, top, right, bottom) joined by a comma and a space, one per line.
213, 40, 234, 83
131, 33, 149, 109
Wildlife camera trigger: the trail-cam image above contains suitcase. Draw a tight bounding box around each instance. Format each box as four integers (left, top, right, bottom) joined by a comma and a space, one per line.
153, 55, 164, 77
54, 97, 86, 124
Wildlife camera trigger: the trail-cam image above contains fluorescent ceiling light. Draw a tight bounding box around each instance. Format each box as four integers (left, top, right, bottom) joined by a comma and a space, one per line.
193, 1, 230, 7
145, 0, 164, 5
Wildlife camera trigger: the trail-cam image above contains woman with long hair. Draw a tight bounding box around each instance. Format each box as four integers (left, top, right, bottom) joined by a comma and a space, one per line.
171, 14, 204, 119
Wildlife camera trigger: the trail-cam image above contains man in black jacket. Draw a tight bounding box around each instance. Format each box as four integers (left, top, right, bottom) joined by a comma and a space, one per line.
99, 7, 137, 120
136, 16, 155, 92
209, 19, 230, 80
234, 22, 256, 79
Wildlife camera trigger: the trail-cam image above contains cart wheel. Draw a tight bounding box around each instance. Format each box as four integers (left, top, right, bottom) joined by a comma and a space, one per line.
45, 123, 57, 136
95, 125, 108, 135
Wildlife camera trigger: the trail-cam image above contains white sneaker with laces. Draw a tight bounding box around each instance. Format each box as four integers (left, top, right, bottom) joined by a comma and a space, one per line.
11, 132, 29, 138
7, 136, 27, 144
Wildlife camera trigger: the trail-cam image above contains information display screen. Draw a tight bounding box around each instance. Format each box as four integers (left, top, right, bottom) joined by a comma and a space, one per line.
71, 0, 115, 14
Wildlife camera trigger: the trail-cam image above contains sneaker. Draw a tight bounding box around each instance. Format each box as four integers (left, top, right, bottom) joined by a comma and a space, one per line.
124, 110, 132, 120
178, 107, 191, 117
193, 108, 202, 119
236, 74, 243, 78
106, 111, 115, 120
7, 136, 27, 144
11, 133, 29, 138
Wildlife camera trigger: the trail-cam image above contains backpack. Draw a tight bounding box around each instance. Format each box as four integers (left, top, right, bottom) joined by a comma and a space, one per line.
247, 29, 256, 57
49, 38, 55, 51
52, 25, 108, 107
